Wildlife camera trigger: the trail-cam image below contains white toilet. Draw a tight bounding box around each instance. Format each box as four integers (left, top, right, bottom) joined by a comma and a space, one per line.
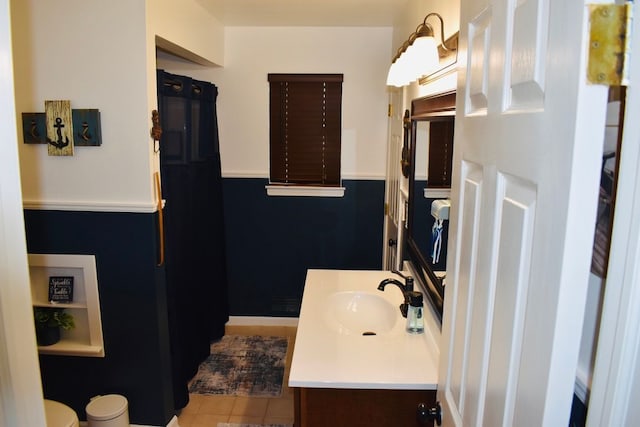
44, 399, 79, 427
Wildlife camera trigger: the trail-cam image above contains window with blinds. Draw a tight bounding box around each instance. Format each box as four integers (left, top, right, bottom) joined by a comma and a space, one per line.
268, 74, 343, 186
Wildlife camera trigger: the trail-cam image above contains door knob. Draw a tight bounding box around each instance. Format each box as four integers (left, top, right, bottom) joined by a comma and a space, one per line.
417, 402, 442, 426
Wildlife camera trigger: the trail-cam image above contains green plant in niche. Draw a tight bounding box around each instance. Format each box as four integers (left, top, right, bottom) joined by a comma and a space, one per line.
33, 307, 75, 346
34, 307, 75, 330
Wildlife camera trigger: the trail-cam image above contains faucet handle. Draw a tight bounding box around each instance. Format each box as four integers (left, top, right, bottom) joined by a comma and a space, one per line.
405, 276, 414, 292
391, 269, 415, 291
391, 269, 408, 280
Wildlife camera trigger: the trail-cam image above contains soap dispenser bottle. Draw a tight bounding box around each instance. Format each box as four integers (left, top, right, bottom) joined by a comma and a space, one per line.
406, 291, 424, 334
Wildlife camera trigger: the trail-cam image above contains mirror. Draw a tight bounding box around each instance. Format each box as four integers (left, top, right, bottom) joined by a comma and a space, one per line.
405, 92, 456, 321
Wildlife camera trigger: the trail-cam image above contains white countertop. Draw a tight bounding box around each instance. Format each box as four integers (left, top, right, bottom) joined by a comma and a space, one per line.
288, 269, 440, 390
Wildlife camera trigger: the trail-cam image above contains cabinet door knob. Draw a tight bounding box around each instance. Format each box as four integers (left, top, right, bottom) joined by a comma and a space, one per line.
416, 401, 442, 426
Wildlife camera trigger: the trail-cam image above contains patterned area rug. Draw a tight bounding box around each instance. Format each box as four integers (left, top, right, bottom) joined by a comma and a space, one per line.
188, 335, 288, 397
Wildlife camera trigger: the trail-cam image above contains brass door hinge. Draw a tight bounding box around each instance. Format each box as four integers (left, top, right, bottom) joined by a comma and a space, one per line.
384, 202, 389, 215
587, 3, 632, 86
388, 104, 393, 117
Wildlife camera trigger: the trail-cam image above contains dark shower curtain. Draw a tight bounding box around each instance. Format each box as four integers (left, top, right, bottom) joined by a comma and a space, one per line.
157, 70, 229, 410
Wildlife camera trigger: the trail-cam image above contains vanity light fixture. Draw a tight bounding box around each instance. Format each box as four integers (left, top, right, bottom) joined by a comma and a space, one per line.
386, 12, 457, 87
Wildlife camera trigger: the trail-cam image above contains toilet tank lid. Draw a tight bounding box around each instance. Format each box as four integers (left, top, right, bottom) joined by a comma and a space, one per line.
86, 394, 128, 420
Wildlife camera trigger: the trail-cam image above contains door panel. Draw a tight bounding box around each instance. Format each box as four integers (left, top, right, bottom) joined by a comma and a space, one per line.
467, 9, 491, 114
439, 0, 609, 425
509, 0, 548, 109
383, 89, 405, 270
484, 175, 537, 427
449, 162, 483, 419
388, 129, 401, 267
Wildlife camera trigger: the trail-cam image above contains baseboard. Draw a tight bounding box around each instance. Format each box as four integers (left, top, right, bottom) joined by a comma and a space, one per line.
227, 316, 299, 327
22, 199, 158, 213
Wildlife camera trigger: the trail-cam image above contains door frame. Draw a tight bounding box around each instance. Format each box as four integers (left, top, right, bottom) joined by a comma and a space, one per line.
0, 0, 47, 424
587, 1, 640, 423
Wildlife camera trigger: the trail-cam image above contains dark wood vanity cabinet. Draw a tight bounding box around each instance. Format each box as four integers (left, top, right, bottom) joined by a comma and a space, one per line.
294, 387, 437, 427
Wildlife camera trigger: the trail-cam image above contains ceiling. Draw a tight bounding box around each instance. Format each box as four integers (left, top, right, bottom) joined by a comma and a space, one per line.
196, 0, 407, 27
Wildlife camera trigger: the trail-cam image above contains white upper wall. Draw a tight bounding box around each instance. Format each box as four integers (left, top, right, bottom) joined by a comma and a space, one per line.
12, 0, 153, 211
158, 26, 393, 179
149, 0, 224, 67
11, 0, 224, 212
10, 0, 400, 210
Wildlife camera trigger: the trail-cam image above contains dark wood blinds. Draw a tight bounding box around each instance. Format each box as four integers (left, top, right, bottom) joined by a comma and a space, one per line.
268, 74, 343, 186
427, 120, 455, 188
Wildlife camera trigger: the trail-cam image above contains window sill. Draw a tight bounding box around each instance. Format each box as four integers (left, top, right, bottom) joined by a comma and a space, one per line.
265, 185, 346, 198
423, 188, 451, 199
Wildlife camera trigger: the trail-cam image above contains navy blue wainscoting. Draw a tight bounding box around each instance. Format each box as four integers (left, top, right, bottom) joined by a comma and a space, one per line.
23, 210, 174, 426
222, 178, 385, 316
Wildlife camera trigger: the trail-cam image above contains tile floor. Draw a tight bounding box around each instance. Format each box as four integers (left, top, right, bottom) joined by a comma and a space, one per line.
177, 325, 297, 427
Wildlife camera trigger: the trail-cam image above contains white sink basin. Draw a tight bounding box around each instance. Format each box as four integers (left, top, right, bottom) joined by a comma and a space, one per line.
290, 270, 439, 389
323, 291, 399, 335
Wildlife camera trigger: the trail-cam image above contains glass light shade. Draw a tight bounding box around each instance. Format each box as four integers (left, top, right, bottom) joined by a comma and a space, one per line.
386, 60, 401, 87
395, 52, 413, 86
402, 43, 420, 82
386, 53, 410, 87
408, 35, 439, 80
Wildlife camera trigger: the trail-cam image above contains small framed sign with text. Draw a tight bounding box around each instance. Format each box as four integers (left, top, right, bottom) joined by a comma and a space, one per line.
48, 276, 74, 303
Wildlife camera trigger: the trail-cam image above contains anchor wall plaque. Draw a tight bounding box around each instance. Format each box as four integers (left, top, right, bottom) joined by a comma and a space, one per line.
45, 100, 74, 156
22, 109, 102, 146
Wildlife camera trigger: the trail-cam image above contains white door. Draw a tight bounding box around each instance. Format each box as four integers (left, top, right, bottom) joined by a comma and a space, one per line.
438, 0, 611, 425
383, 88, 406, 270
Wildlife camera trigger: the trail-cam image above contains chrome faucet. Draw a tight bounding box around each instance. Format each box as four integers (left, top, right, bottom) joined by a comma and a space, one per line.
377, 274, 414, 318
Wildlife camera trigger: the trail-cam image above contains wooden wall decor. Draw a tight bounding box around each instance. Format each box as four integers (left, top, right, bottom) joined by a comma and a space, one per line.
73, 109, 102, 146
22, 112, 46, 144
22, 108, 102, 147
45, 100, 74, 156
